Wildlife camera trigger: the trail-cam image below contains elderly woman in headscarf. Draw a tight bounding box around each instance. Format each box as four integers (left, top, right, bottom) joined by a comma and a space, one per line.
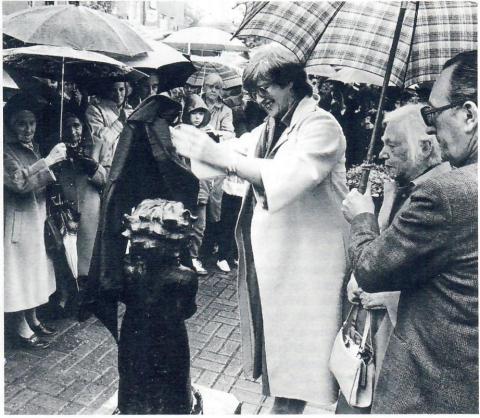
172, 43, 349, 414
4, 94, 67, 349
48, 112, 109, 312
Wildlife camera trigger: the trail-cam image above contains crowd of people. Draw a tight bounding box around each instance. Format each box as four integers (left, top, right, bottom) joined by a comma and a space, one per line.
4, 39, 478, 415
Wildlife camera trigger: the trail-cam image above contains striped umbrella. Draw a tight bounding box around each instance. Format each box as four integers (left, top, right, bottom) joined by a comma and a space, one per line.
234, 1, 477, 191
235, 1, 477, 88
187, 58, 242, 89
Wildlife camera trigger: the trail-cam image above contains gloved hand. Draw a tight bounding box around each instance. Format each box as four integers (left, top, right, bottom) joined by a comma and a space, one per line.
75, 154, 99, 177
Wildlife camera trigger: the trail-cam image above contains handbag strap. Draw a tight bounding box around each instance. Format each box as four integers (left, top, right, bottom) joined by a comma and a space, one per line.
360, 311, 372, 351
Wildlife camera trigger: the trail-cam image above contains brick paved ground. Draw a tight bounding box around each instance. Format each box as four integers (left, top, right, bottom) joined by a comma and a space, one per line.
4, 259, 334, 415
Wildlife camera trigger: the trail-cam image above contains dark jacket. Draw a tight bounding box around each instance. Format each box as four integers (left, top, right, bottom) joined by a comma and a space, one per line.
349, 162, 478, 413
88, 95, 199, 339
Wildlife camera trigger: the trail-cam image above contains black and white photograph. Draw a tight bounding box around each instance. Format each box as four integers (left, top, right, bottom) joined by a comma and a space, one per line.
2, 0, 478, 415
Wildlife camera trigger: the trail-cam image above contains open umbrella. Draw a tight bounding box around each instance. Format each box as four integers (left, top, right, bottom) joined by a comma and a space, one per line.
329, 68, 396, 87
3, 4, 152, 57
187, 58, 242, 89
234, 1, 477, 190
4, 45, 142, 141
164, 26, 248, 54
119, 40, 195, 92
3, 45, 141, 83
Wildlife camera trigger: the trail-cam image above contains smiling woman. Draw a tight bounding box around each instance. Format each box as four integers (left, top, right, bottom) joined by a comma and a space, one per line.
4, 94, 67, 349
172, 42, 349, 413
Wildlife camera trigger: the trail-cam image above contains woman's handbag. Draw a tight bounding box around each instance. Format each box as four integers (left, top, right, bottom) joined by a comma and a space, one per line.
329, 305, 375, 408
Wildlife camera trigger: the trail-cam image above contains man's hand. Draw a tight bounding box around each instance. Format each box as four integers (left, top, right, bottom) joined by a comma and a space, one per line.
342, 188, 375, 223
347, 275, 363, 304
359, 292, 387, 310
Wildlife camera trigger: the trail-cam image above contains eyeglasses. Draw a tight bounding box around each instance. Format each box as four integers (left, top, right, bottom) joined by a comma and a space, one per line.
250, 83, 272, 100
420, 100, 464, 127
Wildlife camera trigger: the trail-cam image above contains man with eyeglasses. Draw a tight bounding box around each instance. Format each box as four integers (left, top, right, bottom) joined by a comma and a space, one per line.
342, 50, 478, 413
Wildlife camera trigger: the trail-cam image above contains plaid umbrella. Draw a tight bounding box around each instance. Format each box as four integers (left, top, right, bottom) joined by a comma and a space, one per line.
235, 1, 476, 192
235, 1, 477, 88
187, 58, 242, 89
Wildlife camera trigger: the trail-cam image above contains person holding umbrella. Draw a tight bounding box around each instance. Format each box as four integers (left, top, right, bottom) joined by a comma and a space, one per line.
172, 43, 349, 413
342, 50, 478, 413
4, 94, 67, 348
48, 112, 110, 315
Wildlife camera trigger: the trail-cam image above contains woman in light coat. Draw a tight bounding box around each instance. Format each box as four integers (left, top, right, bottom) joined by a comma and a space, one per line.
4, 94, 67, 348
172, 44, 349, 413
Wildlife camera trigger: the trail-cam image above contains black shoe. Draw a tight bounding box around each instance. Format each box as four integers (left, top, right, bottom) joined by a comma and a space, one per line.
17, 333, 51, 349
30, 322, 58, 336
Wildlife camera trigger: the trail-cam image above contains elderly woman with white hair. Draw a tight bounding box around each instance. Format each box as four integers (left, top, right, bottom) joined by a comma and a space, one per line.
340, 103, 448, 413
173, 43, 349, 413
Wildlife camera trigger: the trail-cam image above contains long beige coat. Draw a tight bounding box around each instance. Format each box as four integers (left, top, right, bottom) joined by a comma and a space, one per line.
4, 131, 56, 312
235, 97, 349, 404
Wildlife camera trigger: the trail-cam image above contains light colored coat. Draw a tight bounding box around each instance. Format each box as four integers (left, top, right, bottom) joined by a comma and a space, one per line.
4, 131, 56, 312
235, 97, 349, 404
85, 98, 132, 166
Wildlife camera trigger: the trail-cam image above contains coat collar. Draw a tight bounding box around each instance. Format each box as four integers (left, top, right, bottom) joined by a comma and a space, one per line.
267, 96, 318, 155
411, 161, 452, 187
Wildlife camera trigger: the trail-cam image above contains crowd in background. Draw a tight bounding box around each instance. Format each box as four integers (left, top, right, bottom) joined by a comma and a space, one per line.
4, 45, 477, 415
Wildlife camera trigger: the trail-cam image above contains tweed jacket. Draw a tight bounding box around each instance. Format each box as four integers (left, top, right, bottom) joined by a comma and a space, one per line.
349, 161, 478, 413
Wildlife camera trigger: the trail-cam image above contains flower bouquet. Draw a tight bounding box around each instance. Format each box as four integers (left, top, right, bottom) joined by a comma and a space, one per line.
346, 163, 393, 198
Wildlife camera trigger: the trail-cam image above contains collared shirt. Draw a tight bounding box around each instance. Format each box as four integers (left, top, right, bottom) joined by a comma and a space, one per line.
203, 96, 235, 135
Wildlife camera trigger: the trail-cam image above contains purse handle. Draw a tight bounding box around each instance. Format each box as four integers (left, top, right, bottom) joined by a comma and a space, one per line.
342, 304, 373, 351
360, 311, 372, 352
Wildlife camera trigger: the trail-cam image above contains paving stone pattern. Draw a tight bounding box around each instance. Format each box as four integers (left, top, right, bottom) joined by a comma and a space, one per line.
4, 262, 333, 415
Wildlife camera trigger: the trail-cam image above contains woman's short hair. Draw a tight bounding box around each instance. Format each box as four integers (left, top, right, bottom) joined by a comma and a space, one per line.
243, 43, 312, 100
383, 103, 442, 166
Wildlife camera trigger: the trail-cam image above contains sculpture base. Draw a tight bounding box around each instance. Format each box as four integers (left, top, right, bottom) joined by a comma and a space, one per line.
96, 385, 241, 415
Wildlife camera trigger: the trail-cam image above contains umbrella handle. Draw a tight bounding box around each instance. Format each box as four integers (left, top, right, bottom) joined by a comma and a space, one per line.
358, 2, 407, 194
59, 56, 65, 143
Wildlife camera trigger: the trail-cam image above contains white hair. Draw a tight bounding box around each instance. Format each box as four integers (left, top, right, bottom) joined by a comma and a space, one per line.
383, 103, 442, 166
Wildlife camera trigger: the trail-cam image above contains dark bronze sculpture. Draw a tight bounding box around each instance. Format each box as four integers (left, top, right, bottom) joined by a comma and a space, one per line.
86, 95, 202, 414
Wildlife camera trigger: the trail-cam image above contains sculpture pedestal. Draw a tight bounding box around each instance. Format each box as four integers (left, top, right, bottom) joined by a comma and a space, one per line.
96, 386, 241, 415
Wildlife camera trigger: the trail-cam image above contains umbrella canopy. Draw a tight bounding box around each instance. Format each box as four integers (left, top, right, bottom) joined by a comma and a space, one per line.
329, 68, 396, 87
3, 68, 19, 90
3, 4, 152, 57
3, 45, 141, 83
119, 40, 195, 92
164, 26, 248, 53
235, 1, 477, 88
187, 58, 242, 89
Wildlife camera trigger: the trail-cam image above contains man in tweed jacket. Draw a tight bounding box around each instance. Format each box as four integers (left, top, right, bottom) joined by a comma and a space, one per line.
342, 51, 478, 413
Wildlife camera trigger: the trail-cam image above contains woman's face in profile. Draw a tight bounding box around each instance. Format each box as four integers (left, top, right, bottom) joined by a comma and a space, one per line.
11, 110, 36, 145
63, 116, 83, 146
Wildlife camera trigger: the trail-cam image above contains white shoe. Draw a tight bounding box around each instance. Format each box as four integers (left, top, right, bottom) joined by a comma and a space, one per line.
216, 259, 231, 273
192, 258, 208, 275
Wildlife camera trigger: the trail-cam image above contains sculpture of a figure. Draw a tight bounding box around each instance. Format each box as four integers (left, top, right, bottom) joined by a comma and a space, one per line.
86, 95, 202, 414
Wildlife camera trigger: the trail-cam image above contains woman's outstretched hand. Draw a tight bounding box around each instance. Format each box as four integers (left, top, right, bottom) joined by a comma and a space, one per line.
171, 124, 223, 167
